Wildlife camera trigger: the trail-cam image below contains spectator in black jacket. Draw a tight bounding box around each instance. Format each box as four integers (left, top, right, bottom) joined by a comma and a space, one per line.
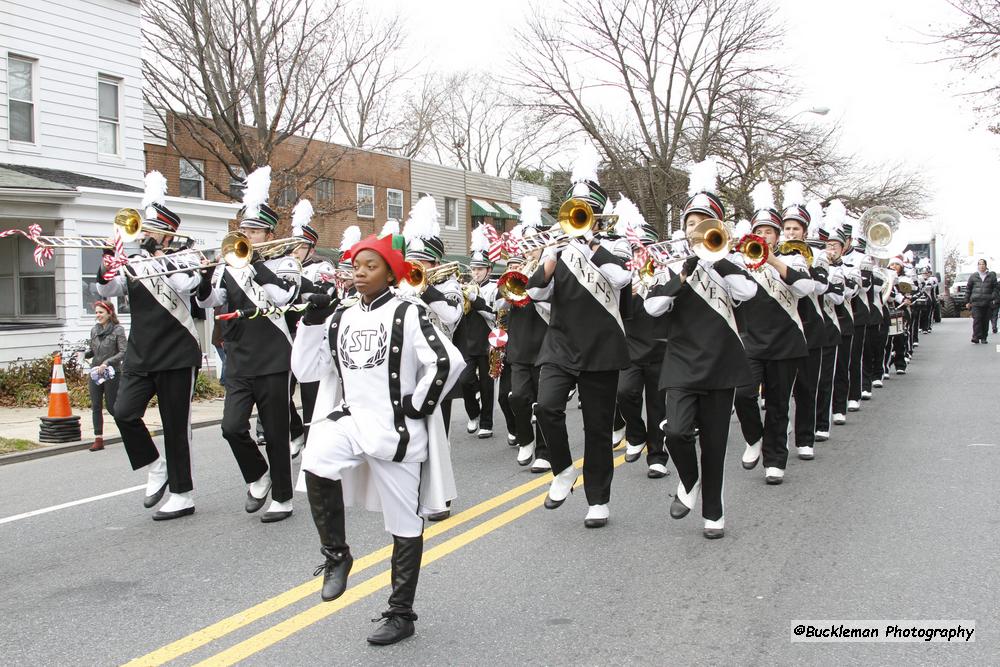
966, 259, 998, 343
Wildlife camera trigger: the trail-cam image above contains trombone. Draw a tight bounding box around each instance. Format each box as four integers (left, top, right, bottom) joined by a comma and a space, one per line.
127, 231, 302, 280
396, 261, 469, 297
30, 208, 193, 249
557, 198, 619, 237
643, 218, 732, 272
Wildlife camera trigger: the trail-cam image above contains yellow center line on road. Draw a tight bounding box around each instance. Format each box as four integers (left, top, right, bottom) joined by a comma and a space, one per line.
124, 457, 590, 666
193, 455, 626, 667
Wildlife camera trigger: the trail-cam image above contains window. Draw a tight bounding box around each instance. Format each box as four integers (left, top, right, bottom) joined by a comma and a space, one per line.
277, 174, 297, 208
387, 189, 404, 221
81, 248, 127, 314
357, 184, 374, 218
0, 234, 56, 319
97, 76, 121, 155
7, 55, 36, 143
444, 197, 458, 230
315, 178, 333, 204
228, 165, 245, 200
179, 159, 204, 198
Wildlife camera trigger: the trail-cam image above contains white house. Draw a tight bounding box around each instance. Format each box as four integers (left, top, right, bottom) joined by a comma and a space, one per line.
0, 0, 237, 366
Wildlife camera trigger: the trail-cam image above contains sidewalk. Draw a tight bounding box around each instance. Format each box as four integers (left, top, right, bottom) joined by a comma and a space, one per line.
0, 398, 229, 465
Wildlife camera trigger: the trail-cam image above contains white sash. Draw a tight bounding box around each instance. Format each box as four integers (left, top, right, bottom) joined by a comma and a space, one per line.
560, 242, 624, 333
822, 296, 841, 333
753, 266, 804, 333
229, 265, 292, 344
690, 265, 740, 337
130, 259, 198, 342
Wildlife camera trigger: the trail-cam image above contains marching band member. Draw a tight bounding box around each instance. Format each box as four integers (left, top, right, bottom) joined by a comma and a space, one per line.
840, 223, 870, 413
613, 196, 670, 478
824, 201, 857, 426
455, 224, 498, 439
645, 157, 757, 538
779, 185, 825, 460
197, 166, 299, 523
527, 143, 631, 528
97, 171, 201, 520
811, 226, 844, 443
500, 200, 552, 472
292, 232, 464, 646
734, 182, 814, 485
859, 238, 887, 399
886, 256, 911, 373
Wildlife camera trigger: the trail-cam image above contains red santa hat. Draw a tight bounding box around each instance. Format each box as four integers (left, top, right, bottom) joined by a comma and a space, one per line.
343, 234, 410, 282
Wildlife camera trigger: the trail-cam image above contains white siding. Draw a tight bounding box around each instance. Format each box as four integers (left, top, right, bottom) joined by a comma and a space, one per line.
464, 171, 510, 201
0, 0, 144, 187
143, 102, 167, 146
410, 161, 468, 255
511, 180, 551, 208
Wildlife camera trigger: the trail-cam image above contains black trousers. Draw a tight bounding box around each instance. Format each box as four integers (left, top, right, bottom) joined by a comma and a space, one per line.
460, 354, 494, 429
862, 324, 885, 392
890, 333, 908, 370
663, 387, 735, 522
222, 371, 293, 503
734, 357, 798, 470
972, 304, 991, 342
909, 309, 920, 348
497, 363, 517, 437
88, 375, 119, 436
991, 303, 999, 331
114, 367, 196, 494
815, 344, 838, 432
615, 362, 668, 466
832, 333, 852, 414
509, 362, 548, 459
793, 347, 822, 448
535, 364, 618, 505
848, 324, 866, 402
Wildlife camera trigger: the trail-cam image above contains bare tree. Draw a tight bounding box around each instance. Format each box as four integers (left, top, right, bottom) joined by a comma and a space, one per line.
143, 0, 370, 197
512, 0, 784, 229
429, 72, 571, 178
824, 162, 931, 219
928, 0, 1000, 131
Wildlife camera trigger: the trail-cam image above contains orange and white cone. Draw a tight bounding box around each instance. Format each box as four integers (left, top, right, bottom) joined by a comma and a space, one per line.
46, 353, 74, 418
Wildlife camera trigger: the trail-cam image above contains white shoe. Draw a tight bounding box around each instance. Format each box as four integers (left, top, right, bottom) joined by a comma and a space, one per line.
624, 442, 645, 462
545, 466, 579, 507
675, 480, 700, 511
896, 369, 906, 375
847, 400, 861, 412
466, 417, 479, 434
914, 341, 919, 347
797, 446, 814, 460
815, 430, 830, 442
260, 498, 293, 522
872, 380, 883, 388
507, 433, 518, 446
290, 434, 305, 458
764, 467, 785, 484
516, 442, 535, 466
249, 471, 271, 499
145, 457, 168, 497
584, 504, 609, 527
741, 440, 762, 469
159, 492, 194, 513
530, 457, 551, 473
882, 373, 890, 380
612, 426, 626, 446
833, 413, 846, 425
860, 391, 872, 400
647, 463, 669, 478
264, 499, 292, 513
703, 517, 725, 538
476, 428, 493, 438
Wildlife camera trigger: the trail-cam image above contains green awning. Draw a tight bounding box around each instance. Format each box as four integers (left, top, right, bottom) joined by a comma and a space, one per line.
492, 202, 520, 220
470, 198, 498, 217
540, 210, 557, 227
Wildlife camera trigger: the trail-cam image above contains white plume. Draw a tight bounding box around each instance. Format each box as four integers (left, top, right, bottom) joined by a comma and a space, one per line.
402, 196, 440, 248
141, 171, 168, 219
734, 219, 752, 238
781, 181, 806, 210
519, 196, 543, 228
805, 199, 825, 236
470, 223, 491, 253
903, 249, 915, 264
613, 195, 646, 240
671, 229, 687, 241
509, 223, 525, 241
751, 181, 776, 212
339, 225, 361, 253
291, 199, 314, 236
824, 199, 847, 231
379, 219, 400, 238
686, 157, 719, 196
241, 166, 272, 220
571, 140, 601, 184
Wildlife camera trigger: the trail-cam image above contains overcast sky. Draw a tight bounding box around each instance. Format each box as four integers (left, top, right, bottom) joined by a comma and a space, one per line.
387, 0, 1000, 256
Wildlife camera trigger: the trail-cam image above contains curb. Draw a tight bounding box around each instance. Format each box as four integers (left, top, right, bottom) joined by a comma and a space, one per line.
0, 418, 225, 466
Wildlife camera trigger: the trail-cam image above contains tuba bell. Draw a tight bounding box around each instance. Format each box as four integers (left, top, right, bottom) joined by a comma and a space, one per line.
776, 239, 814, 266
859, 206, 900, 259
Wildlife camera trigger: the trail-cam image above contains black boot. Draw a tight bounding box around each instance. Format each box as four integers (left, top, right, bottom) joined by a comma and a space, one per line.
366, 534, 422, 645
305, 472, 353, 602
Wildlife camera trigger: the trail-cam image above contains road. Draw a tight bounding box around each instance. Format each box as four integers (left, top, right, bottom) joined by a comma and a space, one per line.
1, 318, 997, 666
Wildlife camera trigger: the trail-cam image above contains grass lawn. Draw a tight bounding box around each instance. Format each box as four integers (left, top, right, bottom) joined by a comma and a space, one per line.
0, 437, 41, 455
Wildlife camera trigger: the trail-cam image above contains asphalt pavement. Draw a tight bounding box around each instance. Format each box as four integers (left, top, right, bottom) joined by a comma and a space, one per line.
0, 318, 997, 666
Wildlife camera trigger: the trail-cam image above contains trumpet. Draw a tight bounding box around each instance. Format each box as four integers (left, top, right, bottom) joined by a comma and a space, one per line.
497, 259, 538, 307
557, 198, 619, 237
776, 239, 814, 266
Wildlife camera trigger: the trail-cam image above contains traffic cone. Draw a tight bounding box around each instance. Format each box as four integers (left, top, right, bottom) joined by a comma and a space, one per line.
38, 353, 81, 443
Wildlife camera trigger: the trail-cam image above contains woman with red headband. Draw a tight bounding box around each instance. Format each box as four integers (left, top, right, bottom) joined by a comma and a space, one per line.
291, 232, 465, 646
84, 301, 126, 451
